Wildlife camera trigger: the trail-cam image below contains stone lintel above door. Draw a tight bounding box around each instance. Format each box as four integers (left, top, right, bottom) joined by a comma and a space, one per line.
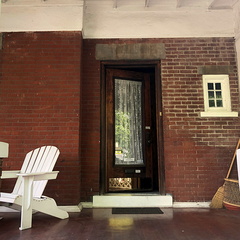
95, 43, 166, 60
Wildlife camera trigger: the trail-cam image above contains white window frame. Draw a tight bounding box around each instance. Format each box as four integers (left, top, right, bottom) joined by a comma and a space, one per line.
200, 75, 238, 117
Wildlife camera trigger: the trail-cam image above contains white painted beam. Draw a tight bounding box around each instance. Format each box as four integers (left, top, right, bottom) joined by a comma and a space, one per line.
0, 0, 84, 32
176, 0, 183, 8
208, 0, 227, 9
145, 0, 150, 7
1, 0, 81, 6
209, 0, 239, 9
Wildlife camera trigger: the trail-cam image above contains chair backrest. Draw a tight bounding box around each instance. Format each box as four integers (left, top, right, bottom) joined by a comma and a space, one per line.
12, 146, 60, 198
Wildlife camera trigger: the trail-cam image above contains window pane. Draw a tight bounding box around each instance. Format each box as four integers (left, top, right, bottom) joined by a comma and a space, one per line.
216, 100, 223, 107
216, 91, 222, 99
208, 83, 214, 90
209, 100, 215, 107
207, 82, 223, 108
208, 91, 214, 99
215, 83, 221, 90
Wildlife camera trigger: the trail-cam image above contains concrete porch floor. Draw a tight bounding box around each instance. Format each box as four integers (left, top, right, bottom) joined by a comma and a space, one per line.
0, 207, 240, 239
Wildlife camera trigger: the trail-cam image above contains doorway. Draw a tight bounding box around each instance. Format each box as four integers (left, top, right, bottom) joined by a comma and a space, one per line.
101, 62, 165, 194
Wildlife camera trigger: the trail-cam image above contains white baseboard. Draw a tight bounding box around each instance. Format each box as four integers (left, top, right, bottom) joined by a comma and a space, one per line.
81, 202, 93, 208
59, 204, 82, 212
81, 201, 211, 209
173, 202, 211, 208
1, 202, 210, 212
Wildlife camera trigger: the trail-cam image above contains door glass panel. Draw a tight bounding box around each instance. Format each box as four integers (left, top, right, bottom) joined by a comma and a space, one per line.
114, 79, 144, 165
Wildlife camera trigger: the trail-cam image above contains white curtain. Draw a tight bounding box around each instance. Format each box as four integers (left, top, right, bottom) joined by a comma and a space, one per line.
114, 79, 143, 165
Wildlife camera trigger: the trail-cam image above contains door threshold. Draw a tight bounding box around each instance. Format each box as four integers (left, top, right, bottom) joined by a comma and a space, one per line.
93, 193, 172, 208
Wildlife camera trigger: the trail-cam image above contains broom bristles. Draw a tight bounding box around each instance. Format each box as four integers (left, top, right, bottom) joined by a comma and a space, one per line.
210, 186, 224, 208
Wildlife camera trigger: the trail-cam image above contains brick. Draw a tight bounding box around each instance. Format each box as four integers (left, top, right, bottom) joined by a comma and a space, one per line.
0, 32, 82, 205
1, 35, 239, 203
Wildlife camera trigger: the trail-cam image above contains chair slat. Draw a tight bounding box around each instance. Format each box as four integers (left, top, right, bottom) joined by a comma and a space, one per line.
33, 147, 60, 197
31, 147, 47, 173
24, 149, 39, 173
12, 146, 60, 198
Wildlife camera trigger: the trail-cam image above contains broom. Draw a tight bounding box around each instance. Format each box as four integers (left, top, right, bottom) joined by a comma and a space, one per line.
210, 139, 240, 208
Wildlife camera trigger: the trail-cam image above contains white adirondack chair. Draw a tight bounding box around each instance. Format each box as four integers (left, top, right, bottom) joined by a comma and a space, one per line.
0, 146, 69, 230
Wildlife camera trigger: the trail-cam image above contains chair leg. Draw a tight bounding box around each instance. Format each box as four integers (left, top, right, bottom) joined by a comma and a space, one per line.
19, 176, 34, 230
32, 196, 69, 219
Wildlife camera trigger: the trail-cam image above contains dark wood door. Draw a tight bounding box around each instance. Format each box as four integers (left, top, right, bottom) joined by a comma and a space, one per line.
105, 68, 157, 192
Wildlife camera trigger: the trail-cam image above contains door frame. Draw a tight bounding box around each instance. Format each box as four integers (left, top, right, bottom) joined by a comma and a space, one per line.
100, 61, 165, 195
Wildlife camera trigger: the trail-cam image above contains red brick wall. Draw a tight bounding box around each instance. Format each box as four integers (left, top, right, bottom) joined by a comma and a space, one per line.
81, 38, 239, 202
0, 35, 239, 204
0, 32, 82, 205
162, 38, 239, 202
80, 40, 101, 201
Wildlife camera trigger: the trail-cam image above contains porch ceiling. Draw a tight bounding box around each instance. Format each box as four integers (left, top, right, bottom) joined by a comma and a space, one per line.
0, 0, 238, 37
86, 0, 239, 10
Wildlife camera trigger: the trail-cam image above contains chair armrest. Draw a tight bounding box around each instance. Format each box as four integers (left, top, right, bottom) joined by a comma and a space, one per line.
17, 171, 59, 181
1, 170, 20, 179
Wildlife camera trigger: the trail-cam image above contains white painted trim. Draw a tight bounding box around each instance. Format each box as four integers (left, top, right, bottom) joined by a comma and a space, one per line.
202, 75, 231, 112
200, 111, 238, 117
200, 74, 239, 118
173, 202, 211, 208
81, 202, 93, 208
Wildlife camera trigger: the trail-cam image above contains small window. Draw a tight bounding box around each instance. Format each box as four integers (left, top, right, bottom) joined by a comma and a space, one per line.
200, 75, 238, 117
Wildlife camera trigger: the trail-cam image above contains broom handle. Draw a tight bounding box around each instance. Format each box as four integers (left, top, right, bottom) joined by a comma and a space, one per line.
226, 139, 240, 179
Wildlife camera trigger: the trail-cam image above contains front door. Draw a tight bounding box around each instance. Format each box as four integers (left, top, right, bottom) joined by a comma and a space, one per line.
104, 67, 159, 193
